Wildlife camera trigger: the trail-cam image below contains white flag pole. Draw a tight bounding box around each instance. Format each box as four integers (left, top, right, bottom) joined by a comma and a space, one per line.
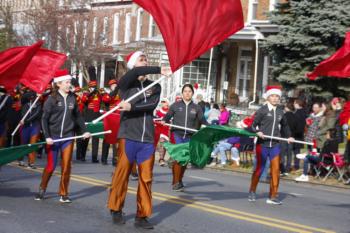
11, 96, 40, 136
92, 75, 168, 124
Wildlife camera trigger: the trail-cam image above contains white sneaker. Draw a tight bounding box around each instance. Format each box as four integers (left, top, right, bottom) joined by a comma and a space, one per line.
296, 153, 307, 160
295, 174, 309, 182
207, 162, 217, 168
232, 158, 240, 166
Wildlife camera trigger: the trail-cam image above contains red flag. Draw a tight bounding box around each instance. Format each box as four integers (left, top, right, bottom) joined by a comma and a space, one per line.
133, 0, 244, 72
307, 32, 350, 80
20, 48, 67, 93
0, 41, 43, 90
103, 112, 121, 144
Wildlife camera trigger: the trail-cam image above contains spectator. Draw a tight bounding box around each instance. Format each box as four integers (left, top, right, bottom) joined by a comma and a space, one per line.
208, 137, 240, 167
207, 103, 221, 125
331, 97, 344, 143
219, 103, 230, 125
305, 102, 323, 150
293, 99, 308, 170
204, 102, 211, 121
280, 102, 297, 175
317, 102, 337, 149
295, 128, 339, 182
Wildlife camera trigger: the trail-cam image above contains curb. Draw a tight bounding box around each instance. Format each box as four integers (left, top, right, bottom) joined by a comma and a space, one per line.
203, 166, 350, 190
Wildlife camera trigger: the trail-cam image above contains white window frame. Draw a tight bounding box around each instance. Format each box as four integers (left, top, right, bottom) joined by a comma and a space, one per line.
92, 17, 98, 46
135, 8, 143, 41
83, 20, 88, 47
112, 13, 120, 44
124, 13, 131, 43
102, 16, 108, 46
235, 47, 253, 99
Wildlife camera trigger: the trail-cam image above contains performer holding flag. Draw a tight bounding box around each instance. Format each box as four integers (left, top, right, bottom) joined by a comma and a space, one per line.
108, 51, 171, 229
35, 70, 90, 203
162, 84, 207, 192
248, 86, 294, 205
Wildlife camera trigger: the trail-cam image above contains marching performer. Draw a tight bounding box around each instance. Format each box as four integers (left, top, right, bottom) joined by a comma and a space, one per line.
35, 70, 90, 203
108, 51, 171, 229
162, 84, 207, 192
248, 86, 294, 205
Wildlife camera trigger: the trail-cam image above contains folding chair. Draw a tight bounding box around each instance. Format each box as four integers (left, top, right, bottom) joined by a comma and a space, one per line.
331, 153, 349, 183
313, 154, 335, 181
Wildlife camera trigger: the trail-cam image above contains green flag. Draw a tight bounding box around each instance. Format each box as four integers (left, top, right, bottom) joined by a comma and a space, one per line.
86, 122, 105, 139
164, 126, 256, 168
0, 142, 45, 166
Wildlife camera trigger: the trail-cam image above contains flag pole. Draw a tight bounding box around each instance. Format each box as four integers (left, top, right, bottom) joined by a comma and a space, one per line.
11, 96, 40, 137
205, 48, 214, 102
92, 75, 169, 124
51, 130, 111, 143
157, 120, 313, 145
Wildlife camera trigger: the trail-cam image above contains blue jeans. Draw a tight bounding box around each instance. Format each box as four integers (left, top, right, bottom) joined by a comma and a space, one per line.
211, 142, 232, 164
303, 156, 320, 175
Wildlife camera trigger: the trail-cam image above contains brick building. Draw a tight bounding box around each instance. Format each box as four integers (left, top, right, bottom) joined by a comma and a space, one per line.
2, 0, 281, 105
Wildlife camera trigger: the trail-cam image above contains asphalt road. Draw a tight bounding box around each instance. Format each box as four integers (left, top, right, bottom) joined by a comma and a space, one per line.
0, 156, 349, 233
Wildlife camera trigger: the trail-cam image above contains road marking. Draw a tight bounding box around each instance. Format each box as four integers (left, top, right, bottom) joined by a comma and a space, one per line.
11, 164, 335, 233
288, 193, 304, 197
0, 209, 10, 214
187, 175, 214, 181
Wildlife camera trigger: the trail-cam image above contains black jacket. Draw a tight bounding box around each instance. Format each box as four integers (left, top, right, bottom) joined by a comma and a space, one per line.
282, 111, 297, 138
163, 100, 206, 138
21, 93, 42, 126
251, 104, 291, 147
41, 92, 86, 138
117, 66, 161, 144
294, 108, 308, 140
0, 95, 11, 124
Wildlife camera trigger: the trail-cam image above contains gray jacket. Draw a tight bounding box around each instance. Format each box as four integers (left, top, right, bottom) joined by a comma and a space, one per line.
163, 100, 206, 138
251, 104, 291, 147
117, 66, 161, 143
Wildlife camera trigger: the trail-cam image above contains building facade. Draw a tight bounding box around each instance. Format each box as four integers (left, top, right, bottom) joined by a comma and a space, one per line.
1, 0, 281, 105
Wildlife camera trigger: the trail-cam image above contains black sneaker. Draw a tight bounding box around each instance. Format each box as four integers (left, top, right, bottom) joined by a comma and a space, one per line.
34, 189, 45, 201
59, 195, 72, 203
134, 217, 154, 229
27, 164, 37, 169
80, 158, 86, 162
101, 161, 108, 165
92, 159, 99, 163
248, 192, 256, 202
172, 182, 184, 192
266, 198, 282, 205
111, 210, 125, 225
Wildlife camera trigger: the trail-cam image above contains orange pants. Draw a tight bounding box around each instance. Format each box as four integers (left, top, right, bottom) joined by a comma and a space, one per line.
108, 139, 155, 217
40, 140, 74, 196
172, 161, 187, 185
249, 144, 280, 198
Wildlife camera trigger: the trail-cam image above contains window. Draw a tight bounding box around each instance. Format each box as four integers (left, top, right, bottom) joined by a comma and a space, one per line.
124, 13, 131, 43
182, 59, 217, 89
148, 15, 156, 38
74, 21, 79, 47
92, 17, 98, 46
236, 49, 253, 98
252, 0, 258, 20
112, 13, 119, 44
83, 20, 88, 47
102, 16, 108, 46
135, 8, 143, 41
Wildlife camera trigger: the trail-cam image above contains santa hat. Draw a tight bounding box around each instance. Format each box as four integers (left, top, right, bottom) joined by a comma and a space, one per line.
263, 85, 282, 99
161, 98, 169, 103
236, 115, 254, 129
53, 69, 72, 83
108, 79, 117, 86
126, 51, 145, 69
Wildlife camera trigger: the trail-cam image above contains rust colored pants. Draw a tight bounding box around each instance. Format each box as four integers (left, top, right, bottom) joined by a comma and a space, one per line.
249, 144, 280, 199
108, 139, 155, 217
40, 140, 74, 196
172, 161, 187, 185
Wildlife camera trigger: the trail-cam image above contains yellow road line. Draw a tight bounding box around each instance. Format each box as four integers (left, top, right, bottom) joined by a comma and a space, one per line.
10, 164, 335, 233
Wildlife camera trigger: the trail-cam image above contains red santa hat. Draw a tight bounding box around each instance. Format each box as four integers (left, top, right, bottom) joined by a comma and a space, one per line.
263, 85, 282, 99
53, 69, 72, 83
236, 115, 254, 129
125, 51, 145, 69
108, 79, 117, 86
